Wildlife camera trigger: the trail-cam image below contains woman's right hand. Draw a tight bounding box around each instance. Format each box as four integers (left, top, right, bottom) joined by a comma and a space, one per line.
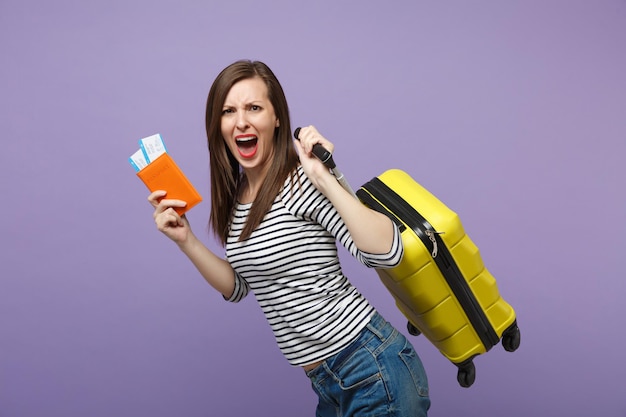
148, 190, 191, 245
148, 191, 237, 298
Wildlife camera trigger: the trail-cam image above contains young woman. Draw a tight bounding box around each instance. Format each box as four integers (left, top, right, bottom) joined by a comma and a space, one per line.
148, 60, 430, 416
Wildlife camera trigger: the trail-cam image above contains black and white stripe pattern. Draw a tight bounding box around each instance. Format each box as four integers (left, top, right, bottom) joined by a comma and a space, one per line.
225, 166, 403, 366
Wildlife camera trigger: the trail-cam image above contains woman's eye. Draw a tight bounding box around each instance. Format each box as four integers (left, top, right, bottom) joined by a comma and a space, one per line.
222, 108, 233, 115
250, 105, 260, 111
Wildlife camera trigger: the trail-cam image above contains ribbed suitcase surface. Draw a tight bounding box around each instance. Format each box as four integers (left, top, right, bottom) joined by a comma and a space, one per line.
357, 169, 520, 387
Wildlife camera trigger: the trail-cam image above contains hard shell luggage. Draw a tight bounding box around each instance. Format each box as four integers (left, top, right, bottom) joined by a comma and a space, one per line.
356, 169, 520, 387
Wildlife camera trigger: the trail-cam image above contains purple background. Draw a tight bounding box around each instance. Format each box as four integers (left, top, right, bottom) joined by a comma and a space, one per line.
2, 1, 625, 416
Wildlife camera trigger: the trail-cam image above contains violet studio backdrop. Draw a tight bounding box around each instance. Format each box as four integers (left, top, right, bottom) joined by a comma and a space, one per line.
1, 1, 624, 416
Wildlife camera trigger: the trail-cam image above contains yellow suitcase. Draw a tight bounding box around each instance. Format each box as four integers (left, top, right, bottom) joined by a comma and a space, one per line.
356, 169, 520, 387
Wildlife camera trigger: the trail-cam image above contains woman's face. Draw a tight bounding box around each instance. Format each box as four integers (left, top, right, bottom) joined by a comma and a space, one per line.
221, 77, 279, 177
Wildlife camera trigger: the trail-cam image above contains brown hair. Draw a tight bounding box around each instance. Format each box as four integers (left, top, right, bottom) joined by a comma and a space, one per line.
205, 60, 299, 245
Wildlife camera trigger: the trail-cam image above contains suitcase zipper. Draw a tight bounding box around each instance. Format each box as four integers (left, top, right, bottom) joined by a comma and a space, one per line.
357, 178, 500, 350
424, 230, 441, 258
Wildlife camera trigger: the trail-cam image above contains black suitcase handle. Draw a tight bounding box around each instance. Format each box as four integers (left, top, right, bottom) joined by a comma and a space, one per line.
293, 127, 336, 169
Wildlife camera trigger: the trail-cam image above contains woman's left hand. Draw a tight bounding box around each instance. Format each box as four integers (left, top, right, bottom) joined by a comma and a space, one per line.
294, 125, 335, 187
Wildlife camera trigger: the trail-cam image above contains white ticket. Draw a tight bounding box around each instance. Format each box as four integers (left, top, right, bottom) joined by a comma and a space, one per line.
129, 148, 149, 172
139, 133, 168, 163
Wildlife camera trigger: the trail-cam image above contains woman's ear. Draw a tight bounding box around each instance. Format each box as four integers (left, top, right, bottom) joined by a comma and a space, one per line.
275, 118, 280, 127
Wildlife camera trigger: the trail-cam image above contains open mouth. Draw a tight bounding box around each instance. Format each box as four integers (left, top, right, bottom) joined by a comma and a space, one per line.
236, 136, 258, 158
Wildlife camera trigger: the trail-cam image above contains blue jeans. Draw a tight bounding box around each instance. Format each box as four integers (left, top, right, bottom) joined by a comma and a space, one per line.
306, 312, 430, 417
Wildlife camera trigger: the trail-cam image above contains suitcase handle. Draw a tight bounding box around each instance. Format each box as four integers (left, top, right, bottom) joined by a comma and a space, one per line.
293, 127, 336, 169
294, 127, 356, 197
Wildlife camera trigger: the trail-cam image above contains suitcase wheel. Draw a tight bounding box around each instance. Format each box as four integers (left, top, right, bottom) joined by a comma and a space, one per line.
407, 321, 421, 336
456, 361, 476, 388
501, 321, 521, 352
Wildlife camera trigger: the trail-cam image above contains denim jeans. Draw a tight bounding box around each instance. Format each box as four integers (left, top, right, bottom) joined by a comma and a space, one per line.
306, 312, 430, 417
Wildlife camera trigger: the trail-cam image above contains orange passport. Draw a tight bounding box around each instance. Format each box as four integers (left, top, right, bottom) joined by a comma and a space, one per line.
137, 152, 202, 216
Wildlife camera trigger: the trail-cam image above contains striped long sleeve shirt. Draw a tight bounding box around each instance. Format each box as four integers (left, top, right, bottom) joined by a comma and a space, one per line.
225, 166, 404, 367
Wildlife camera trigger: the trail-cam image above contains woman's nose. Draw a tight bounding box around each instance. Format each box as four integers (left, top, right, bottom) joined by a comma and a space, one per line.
235, 112, 249, 130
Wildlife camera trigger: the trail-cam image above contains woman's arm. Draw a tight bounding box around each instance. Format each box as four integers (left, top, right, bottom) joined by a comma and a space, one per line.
148, 190, 236, 298
294, 127, 396, 255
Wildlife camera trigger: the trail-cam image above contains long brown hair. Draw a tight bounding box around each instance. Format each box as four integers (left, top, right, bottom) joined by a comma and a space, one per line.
205, 60, 299, 245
